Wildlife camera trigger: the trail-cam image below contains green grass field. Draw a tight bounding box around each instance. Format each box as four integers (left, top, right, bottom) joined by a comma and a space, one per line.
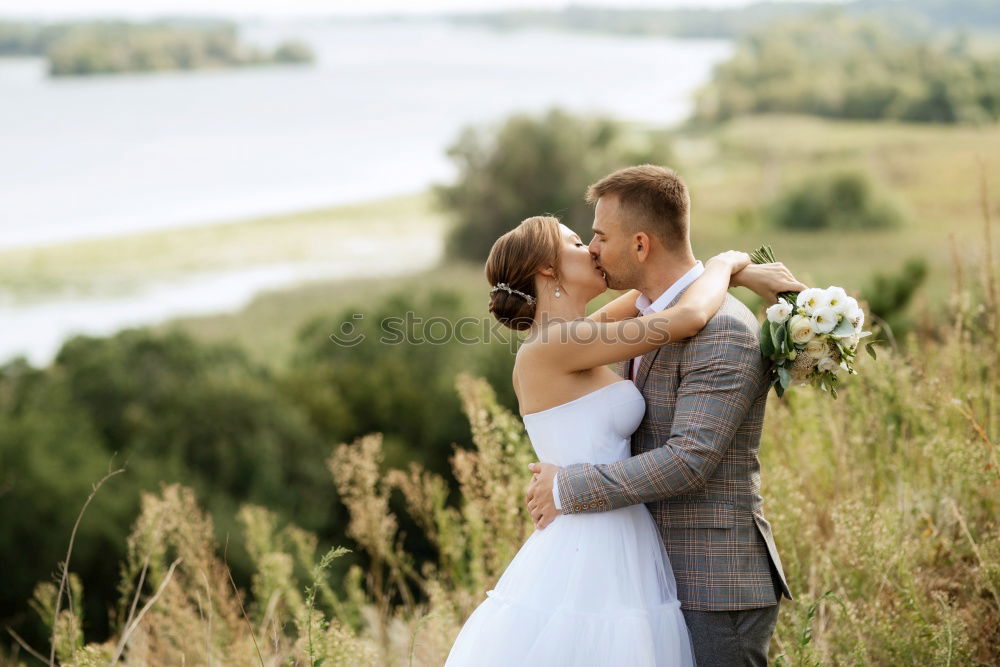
678, 115, 999, 303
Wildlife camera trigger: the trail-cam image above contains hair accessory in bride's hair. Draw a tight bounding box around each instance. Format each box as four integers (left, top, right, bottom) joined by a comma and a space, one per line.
490, 282, 536, 305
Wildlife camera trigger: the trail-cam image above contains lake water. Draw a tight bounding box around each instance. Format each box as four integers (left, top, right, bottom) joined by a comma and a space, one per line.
0, 20, 730, 365
0, 20, 730, 249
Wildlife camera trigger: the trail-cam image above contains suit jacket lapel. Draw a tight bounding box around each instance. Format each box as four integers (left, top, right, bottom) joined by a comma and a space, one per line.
634, 283, 696, 391
634, 348, 660, 391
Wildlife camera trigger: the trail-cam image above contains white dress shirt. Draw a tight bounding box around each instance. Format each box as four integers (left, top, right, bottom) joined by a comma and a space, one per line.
630, 261, 705, 380
552, 260, 704, 510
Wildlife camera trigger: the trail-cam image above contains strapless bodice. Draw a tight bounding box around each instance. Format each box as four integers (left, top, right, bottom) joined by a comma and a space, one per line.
522, 380, 645, 467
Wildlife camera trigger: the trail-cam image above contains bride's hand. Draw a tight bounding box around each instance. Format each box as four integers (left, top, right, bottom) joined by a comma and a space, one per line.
731, 262, 807, 304
707, 250, 751, 274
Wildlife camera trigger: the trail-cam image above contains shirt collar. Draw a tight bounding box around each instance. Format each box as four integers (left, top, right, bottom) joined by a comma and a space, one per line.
635, 261, 705, 315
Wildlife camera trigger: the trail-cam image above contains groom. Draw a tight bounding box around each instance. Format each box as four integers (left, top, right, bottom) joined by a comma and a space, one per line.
526, 165, 792, 666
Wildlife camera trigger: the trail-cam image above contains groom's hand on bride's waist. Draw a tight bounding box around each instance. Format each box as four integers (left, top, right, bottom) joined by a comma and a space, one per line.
526, 462, 561, 530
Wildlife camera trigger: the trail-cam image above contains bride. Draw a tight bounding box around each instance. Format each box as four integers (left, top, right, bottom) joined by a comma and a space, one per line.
444, 215, 801, 666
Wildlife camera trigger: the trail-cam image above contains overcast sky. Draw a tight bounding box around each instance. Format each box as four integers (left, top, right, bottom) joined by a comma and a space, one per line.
0, 0, 842, 20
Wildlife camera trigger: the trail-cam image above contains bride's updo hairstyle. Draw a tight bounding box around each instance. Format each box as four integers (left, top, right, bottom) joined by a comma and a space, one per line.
485, 216, 561, 331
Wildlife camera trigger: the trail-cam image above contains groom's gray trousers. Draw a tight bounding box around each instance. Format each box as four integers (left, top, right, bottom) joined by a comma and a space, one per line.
681, 562, 785, 666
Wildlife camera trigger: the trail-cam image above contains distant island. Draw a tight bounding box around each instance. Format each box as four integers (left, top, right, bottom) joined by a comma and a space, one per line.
0, 20, 313, 76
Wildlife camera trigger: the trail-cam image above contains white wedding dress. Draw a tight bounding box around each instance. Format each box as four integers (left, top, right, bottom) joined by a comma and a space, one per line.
445, 380, 694, 666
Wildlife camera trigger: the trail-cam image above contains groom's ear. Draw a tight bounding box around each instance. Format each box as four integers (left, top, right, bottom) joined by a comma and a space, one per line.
633, 231, 652, 263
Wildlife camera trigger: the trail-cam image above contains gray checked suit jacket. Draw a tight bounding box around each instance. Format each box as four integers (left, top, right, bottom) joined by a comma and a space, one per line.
556, 290, 792, 612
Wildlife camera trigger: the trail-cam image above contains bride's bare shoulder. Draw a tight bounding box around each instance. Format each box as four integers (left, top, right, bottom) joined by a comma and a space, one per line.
513, 337, 549, 387
514, 333, 551, 369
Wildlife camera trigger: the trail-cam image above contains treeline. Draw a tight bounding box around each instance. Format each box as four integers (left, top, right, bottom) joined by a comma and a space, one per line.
0, 20, 313, 76
694, 13, 1000, 124
447, 0, 1000, 40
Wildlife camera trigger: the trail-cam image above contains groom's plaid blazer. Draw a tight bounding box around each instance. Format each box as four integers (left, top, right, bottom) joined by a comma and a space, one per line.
557, 290, 792, 612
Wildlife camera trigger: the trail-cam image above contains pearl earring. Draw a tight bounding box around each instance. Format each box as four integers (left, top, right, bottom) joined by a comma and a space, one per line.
554, 285, 561, 298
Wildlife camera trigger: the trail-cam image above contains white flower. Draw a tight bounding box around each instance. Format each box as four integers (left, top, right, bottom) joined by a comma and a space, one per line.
818, 357, 841, 374
789, 314, 816, 344
805, 338, 830, 360
766, 300, 793, 324
796, 288, 826, 315
844, 333, 860, 349
825, 286, 850, 314
811, 307, 839, 334
846, 304, 865, 332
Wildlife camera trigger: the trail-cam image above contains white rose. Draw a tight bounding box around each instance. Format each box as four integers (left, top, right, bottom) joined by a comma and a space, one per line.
805, 338, 830, 360
811, 307, 839, 334
789, 314, 816, 344
766, 300, 793, 324
825, 286, 850, 314
795, 288, 824, 315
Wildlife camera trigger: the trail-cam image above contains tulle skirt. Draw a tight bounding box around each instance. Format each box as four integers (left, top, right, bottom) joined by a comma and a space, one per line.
445, 504, 694, 666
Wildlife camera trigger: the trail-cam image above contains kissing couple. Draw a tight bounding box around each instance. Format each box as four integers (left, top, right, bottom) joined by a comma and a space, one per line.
445, 165, 802, 666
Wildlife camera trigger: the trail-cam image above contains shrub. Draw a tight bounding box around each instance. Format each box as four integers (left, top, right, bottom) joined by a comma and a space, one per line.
767, 170, 905, 231
861, 256, 929, 338
287, 290, 517, 477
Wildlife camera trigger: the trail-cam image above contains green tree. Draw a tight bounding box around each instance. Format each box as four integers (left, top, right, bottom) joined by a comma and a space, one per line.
0, 330, 338, 644
287, 290, 517, 476
436, 108, 674, 261
694, 12, 1000, 124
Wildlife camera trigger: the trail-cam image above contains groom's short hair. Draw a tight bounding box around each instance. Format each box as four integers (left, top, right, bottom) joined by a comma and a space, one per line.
585, 165, 690, 250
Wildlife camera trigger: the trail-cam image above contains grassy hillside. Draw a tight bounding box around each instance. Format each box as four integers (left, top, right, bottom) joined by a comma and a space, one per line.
679, 116, 999, 304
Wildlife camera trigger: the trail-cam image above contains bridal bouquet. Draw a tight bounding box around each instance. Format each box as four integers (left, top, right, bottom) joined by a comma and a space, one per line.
752, 245, 876, 398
